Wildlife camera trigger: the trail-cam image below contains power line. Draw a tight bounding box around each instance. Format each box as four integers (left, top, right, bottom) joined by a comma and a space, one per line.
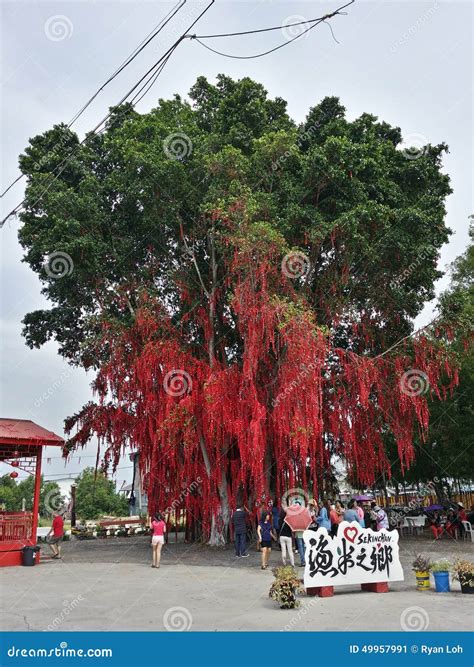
190, 4, 354, 40
0, 1, 215, 227
0, 0, 355, 226
67, 0, 187, 127
189, 0, 354, 60
0, 1, 187, 200
40, 466, 134, 479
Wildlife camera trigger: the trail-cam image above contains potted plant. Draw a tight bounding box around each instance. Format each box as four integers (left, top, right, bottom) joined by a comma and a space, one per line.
269, 566, 303, 609
411, 554, 431, 591
452, 559, 474, 594
430, 559, 451, 592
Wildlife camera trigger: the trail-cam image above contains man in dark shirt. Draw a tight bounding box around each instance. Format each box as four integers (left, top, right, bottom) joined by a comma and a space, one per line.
232, 505, 249, 558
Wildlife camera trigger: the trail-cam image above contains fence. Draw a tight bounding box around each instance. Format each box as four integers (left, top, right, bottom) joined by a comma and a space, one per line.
0, 512, 33, 541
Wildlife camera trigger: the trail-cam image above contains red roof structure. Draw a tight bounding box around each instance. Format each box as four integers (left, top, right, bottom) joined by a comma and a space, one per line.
0, 418, 63, 449
0, 418, 64, 566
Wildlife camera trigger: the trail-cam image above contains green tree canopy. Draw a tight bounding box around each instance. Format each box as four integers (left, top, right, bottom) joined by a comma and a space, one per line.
74, 468, 128, 520
389, 221, 474, 496
18, 75, 452, 363
0, 474, 64, 515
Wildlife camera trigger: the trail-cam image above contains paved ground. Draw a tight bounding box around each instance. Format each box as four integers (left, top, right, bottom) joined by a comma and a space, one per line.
1, 534, 473, 632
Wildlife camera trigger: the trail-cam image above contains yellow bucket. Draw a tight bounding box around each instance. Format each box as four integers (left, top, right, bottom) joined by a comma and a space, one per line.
415, 571, 430, 590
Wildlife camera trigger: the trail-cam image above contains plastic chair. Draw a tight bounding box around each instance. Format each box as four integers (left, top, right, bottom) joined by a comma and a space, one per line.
462, 521, 474, 542
407, 517, 424, 536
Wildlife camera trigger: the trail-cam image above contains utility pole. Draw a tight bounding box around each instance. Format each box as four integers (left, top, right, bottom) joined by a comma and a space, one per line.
70, 484, 76, 528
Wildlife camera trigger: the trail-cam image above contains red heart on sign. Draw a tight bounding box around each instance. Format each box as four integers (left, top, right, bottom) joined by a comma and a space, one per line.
343, 526, 358, 543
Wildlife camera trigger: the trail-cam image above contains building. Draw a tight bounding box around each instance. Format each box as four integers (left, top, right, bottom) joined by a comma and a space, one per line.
128, 452, 148, 516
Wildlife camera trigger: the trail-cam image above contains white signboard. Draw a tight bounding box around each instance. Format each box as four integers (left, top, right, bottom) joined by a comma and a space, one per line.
303, 521, 404, 588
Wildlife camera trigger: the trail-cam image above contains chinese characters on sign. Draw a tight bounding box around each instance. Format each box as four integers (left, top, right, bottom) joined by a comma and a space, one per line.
303, 521, 404, 588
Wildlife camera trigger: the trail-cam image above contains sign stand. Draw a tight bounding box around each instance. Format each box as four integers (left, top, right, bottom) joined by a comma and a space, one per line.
360, 582, 389, 593
307, 586, 334, 598
303, 521, 404, 597
306, 582, 389, 597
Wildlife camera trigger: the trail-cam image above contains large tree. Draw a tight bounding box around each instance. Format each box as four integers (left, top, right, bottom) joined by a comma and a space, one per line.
17, 75, 461, 542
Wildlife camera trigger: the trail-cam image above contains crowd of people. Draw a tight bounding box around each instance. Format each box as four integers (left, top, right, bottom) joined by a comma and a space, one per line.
232, 497, 389, 570
146, 498, 472, 568
426, 503, 468, 540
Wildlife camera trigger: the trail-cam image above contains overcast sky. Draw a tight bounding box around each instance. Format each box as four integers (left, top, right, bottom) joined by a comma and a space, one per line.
1, 0, 472, 489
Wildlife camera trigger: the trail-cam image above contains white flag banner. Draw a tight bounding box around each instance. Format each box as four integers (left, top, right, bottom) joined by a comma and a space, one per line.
303, 521, 404, 588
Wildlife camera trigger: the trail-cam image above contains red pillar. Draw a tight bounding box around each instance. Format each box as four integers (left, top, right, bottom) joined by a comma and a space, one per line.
31, 446, 42, 544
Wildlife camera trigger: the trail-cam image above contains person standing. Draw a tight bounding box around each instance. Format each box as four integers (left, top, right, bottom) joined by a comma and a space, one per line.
457, 503, 468, 538
356, 502, 365, 528
373, 505, 389, 531
47, 511, 64, 559
271, 499, 280, 544
329, 502, 342, 537
150, 513, 166, 568
316, 500, 331, 531
257, 511, 277, 569
278, 511, 295, 567
294, 529, 306, 567
232, 505, 250, 558
344, 499, 363, 524
290, 499, 307, 567
308, 499, 318, 525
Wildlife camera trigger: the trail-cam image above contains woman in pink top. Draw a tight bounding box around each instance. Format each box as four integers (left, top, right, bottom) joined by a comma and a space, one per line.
150, 513, 166, 568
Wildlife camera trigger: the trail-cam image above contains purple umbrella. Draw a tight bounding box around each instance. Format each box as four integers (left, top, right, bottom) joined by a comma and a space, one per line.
353, 494, 374, 502
424, 504, 444, 512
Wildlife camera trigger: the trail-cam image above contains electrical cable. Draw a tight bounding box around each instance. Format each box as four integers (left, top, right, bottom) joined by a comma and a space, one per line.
0, 0, 186, 199
188, 0, 354, 60
0, 1, 215, 226
0, 0, 355, 225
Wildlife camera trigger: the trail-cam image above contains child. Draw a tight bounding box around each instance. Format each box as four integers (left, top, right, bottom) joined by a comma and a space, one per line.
257, 511, 277, 570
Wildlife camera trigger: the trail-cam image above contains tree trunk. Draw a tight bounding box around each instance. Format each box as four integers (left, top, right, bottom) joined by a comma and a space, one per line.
208, 469, 230, 546
206, 229, 231, 545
